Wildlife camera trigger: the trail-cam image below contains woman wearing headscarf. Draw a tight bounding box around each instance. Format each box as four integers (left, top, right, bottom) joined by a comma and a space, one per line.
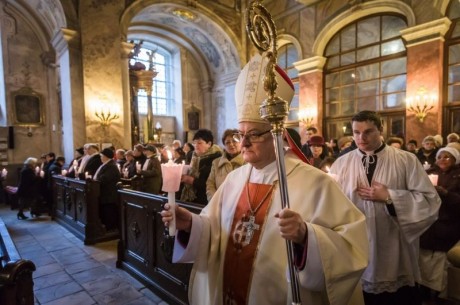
180, 129, 222, 205
206, 129, 245, 201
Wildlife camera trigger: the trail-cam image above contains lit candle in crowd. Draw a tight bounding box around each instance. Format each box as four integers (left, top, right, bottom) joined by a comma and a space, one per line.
61, 169, 67, 176
1, 168, 7, 178
35, 166, 40, 175
39, 170, 45, 178
428, 174, 438, 186
423, 161, 430, 170
136, 161, 141, 171
85, 171, 91, 180
161, 150, 184, 236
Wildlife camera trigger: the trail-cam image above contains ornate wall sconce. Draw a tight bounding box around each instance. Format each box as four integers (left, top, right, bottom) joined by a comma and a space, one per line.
298, 107, 317, 127
94, 102, 120, 127
406, 86, 436, 123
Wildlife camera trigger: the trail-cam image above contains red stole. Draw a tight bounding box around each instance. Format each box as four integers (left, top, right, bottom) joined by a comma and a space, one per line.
223, 182, 274, 305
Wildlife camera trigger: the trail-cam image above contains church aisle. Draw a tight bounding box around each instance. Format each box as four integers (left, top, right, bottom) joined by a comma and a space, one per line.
0, 205, 169, 305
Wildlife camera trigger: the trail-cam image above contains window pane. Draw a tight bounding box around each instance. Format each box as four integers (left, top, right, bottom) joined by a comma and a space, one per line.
452, 22, 460, 39
449, 44, 460, 65
327, 55, 340, 69
341, 52, 355, 65
357, 16, 380, 47
451, 109, 460, 133
341, 100, 355, 115
448, 85, 460, 103
357, 45, 380, 61
156, 54, 165, 65
381, 57, 406, 77
138, 95, 148, 115
356, 63, 379, 81
381, 75, 406, 94
326, 35, 340, 56
383, 92, 405, 108
382, 16, 406, 40
448, 65, 460, 83
381, 39, 405, 56
278, 48, 287, 68
357, 80, 379, 97
326, 88, 340, 101
290, 92, 299, 109
341, 69, 355, 85
357, 96, 378, 111
341, 85, 355, 100
287, 68, 298, 79
328, 103, 339, 116
325, 72, 340, 88
287, 45, 298, 65
341, 25, 356, 52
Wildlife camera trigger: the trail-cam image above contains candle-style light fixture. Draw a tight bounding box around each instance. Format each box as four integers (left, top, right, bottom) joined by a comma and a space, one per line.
298, 106, 317, 127
94, 98, 120, 127
406, 86, 436, 123
153, 122, 162, 143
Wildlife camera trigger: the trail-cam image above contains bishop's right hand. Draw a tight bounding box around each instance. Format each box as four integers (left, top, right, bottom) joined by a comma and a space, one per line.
161, 204, 193, 233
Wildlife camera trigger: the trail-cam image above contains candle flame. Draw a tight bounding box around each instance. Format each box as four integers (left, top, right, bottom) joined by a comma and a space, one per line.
167, 150, 172, 160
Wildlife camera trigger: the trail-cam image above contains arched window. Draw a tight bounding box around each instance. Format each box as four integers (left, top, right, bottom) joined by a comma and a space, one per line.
277, 43, 299, 125
446, 0, 460, 133
135, 47, 174, 115
323, 15, 407, 139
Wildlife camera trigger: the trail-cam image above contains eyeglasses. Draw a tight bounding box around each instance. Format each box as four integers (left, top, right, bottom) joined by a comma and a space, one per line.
233, 129, 271, 143
224, 139, 238, 146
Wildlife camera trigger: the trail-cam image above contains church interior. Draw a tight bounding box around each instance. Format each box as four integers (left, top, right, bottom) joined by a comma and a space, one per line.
0, 0, 460, 304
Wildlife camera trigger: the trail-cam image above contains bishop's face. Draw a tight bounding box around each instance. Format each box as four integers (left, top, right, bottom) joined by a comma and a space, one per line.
237, 122, 276, 169
352, 120, 383, 154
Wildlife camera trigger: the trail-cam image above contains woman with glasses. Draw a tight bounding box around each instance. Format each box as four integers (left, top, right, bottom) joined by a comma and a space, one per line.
420, 146, 460, 302
180, 129, 222, 205
206, 129, 245, 201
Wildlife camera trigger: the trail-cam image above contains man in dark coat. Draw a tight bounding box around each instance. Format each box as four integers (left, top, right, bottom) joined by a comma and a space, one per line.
94, 148, 121, 231
137, 145, 162, 194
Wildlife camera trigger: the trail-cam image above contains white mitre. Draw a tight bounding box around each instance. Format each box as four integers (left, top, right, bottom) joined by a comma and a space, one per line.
235, 53, 295, 123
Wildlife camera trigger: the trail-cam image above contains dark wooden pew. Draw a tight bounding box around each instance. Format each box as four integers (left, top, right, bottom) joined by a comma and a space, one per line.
53, 176, 119, 245
0, 217, 36, 305
117, 189, 203, 305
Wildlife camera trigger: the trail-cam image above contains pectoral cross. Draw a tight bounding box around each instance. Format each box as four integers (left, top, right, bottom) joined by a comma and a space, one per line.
233, 215, 260, 248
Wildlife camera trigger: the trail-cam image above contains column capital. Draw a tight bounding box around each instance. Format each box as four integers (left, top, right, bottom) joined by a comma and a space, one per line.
293, 56, 327, 75
400, 17, 452, 48
121, 41, 135, 59
51, 28, 80, 57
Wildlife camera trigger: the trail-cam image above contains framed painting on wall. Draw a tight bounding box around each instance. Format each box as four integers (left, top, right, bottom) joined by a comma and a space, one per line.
12, 87, 45, 126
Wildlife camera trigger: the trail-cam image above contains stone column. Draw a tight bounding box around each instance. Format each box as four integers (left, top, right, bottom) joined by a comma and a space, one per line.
121, 41, 134, 148
201, 80, 214, 130
293, 56, 326, 144
51, 28, 85, 162
401, 17, 451, 143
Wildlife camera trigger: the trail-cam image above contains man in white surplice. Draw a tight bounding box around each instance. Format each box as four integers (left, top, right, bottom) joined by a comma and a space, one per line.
330, 110, 441, 305
161, 54, 369, 305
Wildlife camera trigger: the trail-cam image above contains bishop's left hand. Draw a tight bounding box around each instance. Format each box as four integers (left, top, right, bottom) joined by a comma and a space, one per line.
275, 208, 307, 245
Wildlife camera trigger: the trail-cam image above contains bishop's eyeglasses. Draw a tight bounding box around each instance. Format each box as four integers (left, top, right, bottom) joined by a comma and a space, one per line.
233, 129, 271, 143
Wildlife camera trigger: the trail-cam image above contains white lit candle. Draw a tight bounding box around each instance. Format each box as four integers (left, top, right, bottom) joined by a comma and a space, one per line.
117, 163, 121, 173
1, 168, 7, 178
423, 161, 430, 170
428, 174, 438, 186
40, 170, 45, 178
61, 169, 67, 176
85, 171, 92, 180
161, 150, 184, 236
136, 161, 141, 171
35, 166, 40, 175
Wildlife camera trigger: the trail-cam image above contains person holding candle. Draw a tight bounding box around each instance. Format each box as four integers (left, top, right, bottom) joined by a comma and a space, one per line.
206, 128, 245, 201
419, 146, 460, 302
137, 145, 162, 194
161, 54, 368, 305
180, 129, 222, 205
330, 111, 441, 305
65, 147, 84, 178
121, 150, 137, 179
416, 136, 439, 169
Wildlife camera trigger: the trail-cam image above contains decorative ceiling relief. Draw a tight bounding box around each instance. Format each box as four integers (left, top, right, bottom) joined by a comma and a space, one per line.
35, 0, 66, 36
131, 3, 240, 74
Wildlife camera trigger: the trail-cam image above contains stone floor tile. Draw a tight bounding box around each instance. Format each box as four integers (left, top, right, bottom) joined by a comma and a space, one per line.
33, 262, 64, 279
34, 281, 83, 304
33, 270, 73, 290
81, 273, 128, 296
124, 296, 161, 305
41, 290, 95, 305
71, 265, 114, 285
92, 284, 144, 305
140, 287, 163, 303
64, 258, 103, 274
